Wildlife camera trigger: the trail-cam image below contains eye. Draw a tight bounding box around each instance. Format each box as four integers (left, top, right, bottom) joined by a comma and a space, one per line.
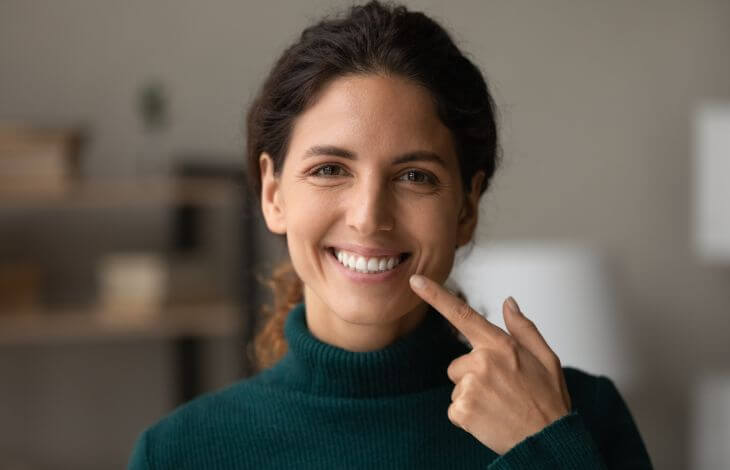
399, 169, 436, 185
310, 164, 348, 177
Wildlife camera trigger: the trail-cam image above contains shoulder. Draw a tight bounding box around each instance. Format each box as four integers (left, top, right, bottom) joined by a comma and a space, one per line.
562, 366, 626, 418
561, 367, 645, 454
562, 366, 626, 412
152, 375, 268, 434
562, 366, 609, 399
128, 374, 273, 469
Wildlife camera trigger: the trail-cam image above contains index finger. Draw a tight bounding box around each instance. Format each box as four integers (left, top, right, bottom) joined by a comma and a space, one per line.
409, 274, 509, 347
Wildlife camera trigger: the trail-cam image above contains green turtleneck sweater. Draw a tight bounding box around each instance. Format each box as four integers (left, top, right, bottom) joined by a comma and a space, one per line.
128, 302, 652, 469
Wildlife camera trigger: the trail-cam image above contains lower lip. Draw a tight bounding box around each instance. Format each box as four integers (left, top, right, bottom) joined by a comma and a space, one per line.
326, 248, 410, 284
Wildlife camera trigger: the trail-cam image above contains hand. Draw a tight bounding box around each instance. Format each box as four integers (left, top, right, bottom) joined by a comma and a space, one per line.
409, 274, 572, 455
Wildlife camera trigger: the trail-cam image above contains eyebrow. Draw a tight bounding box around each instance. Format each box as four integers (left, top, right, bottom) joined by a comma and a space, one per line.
302, 145, 448, 168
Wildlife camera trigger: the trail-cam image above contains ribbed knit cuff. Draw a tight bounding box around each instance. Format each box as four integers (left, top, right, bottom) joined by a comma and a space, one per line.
487, 411, 606, 470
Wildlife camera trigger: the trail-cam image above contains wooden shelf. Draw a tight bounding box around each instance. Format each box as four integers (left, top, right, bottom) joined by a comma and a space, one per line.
0, 301, 242, 345
0, 176, 242, 209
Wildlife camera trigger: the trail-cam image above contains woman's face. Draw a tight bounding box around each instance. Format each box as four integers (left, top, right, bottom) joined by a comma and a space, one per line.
260, 73, 483, 328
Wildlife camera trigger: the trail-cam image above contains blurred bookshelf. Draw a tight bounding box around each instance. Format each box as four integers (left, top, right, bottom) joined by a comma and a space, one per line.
0, 168, 259, 405
0, 175, 241, 209
0, 124, 262, 403
0, 177, 258, 405
0, 301, 240, 345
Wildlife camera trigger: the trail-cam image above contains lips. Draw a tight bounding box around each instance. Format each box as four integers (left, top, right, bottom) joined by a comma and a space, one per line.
325, 246, 411, 281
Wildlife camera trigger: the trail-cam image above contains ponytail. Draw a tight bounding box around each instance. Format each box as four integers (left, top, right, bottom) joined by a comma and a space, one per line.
250, 259, 303, 372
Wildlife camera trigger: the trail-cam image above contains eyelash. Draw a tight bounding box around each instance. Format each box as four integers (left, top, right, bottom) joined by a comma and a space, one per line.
309, 164, 437, 185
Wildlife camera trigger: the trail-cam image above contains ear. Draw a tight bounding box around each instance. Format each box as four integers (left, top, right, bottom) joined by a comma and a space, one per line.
455, 171, 485, 247
259, 152, 287, 235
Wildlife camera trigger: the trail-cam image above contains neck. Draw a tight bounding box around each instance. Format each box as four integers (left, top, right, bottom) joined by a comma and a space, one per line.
303, 285, 430, 352
268, 300, 471, 398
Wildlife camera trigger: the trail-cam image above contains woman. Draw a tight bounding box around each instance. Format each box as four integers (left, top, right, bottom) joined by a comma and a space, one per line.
129, 2, 653, 468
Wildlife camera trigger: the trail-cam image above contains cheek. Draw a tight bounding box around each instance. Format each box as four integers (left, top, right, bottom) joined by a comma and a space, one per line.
408, 200, 460, 245
403, 200, 460, 274
282, 184, 333, 233
283, 193, 334, 267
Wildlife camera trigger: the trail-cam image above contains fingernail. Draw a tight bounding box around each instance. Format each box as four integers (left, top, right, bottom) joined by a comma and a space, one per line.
507, 296, 521, 314
410, 274, 425, 289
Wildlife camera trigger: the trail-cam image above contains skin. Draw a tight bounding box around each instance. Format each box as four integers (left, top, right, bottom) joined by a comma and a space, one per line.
259, 73, 484, 352
410, 275, 571, 454
259, 72, 571, 454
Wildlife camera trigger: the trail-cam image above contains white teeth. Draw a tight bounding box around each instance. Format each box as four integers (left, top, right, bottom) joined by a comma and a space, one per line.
332, 248, 405, 274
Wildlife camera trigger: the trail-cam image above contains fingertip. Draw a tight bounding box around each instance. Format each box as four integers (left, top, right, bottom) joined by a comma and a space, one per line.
506, 296, 521, 315
409, 274, 426, 289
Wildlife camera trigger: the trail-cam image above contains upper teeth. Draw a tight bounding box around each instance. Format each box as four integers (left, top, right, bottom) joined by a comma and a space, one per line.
334, 249, 403, 274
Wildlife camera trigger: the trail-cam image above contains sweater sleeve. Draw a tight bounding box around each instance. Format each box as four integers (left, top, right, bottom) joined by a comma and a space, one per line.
128, 429, 153, 470
487, 375, 653, 469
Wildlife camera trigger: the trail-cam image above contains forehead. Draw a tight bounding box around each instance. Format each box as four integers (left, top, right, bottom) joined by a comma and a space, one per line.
287, 74, 457, 165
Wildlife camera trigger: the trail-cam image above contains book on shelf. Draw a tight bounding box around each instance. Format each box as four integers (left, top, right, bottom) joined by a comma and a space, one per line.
0, 123, 84, 196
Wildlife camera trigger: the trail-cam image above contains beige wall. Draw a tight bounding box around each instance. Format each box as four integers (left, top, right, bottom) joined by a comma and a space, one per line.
2, 1, 729, 468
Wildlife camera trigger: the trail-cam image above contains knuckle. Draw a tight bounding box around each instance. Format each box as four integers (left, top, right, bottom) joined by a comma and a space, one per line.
447, 402, 464, 425
452, 301, 473, 321
449, 398, 469, 417
494, 335, 512, 351
474, 350, 490, 375
459, 396, 478, 414
446, 363, 458, 383
461, 371, 478, 389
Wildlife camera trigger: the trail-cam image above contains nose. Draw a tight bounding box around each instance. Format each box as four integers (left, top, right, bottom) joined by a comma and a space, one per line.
346, 175, 395, 235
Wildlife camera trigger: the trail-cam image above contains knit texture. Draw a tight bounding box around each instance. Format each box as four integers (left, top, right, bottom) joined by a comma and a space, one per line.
128, 302, 653, 469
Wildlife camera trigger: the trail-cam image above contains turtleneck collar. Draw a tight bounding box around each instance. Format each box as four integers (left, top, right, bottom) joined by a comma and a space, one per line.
264, 302, 471, 399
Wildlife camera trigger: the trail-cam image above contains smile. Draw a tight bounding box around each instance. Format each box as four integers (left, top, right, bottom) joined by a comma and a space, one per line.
329, 247, 409, 274
326, 247, 411, 281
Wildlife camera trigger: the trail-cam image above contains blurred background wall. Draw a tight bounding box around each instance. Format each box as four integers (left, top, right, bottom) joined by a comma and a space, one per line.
1, 1, 728, 468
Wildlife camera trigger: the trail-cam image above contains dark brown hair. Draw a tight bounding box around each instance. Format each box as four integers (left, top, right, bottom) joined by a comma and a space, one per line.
246, 1, 500, 371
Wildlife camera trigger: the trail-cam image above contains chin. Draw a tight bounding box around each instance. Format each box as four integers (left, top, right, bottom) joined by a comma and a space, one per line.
328, 294, 423, 326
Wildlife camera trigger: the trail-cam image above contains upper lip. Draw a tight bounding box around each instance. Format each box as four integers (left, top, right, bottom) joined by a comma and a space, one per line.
328, 243, 408, 257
